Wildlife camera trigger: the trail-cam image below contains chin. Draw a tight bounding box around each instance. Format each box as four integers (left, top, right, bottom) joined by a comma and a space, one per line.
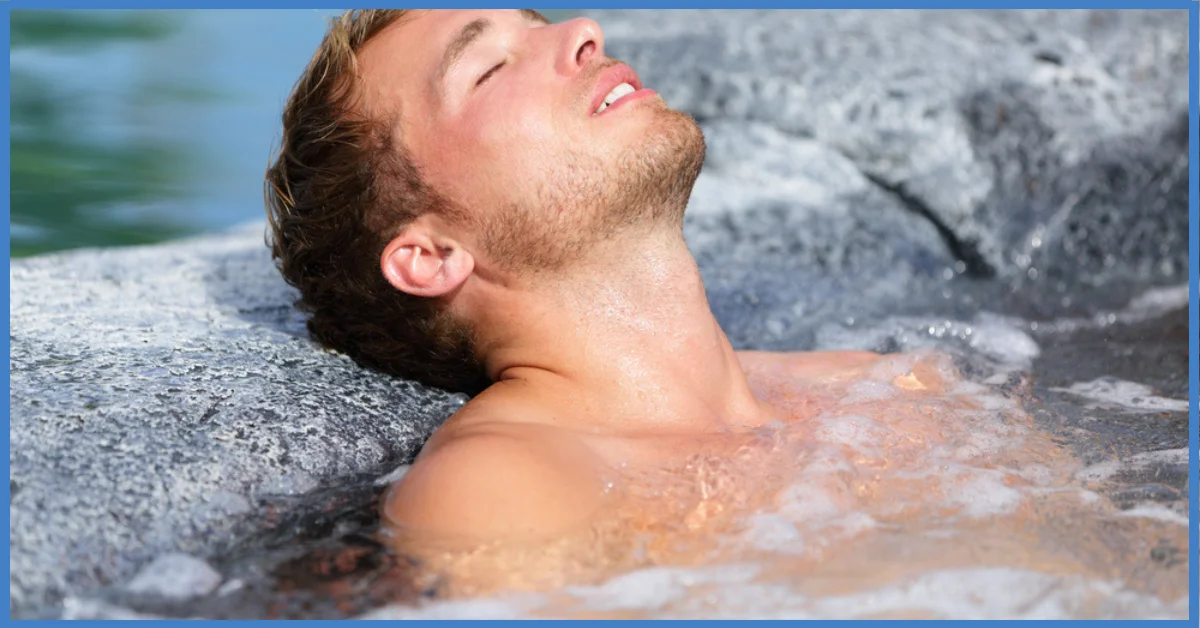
617, 107, 706, 226
484, 109, 706, 272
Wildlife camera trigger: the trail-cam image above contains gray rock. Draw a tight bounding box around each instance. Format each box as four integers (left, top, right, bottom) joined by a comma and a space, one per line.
9, 9, 1188, 618
10, 225, 466, 613
598, 9, 1188, 286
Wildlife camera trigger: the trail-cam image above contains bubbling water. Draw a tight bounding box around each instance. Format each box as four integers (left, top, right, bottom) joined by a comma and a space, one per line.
372, 349, 1188, 619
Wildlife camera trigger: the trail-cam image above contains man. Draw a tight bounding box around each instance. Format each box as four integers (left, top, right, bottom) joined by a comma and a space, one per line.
261, 12, 1192, 613
266, 8, 888, 581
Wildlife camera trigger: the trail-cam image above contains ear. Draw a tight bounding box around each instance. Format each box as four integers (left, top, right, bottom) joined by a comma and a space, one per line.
380, 220, 474, 298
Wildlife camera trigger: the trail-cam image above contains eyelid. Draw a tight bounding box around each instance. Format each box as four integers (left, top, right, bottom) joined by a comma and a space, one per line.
474, 61, 505, 88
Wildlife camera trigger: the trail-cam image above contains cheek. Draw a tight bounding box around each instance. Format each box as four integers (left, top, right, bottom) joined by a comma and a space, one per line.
469, 85, 560, 155
411, 119, 502, 208
442, 92, 561, 197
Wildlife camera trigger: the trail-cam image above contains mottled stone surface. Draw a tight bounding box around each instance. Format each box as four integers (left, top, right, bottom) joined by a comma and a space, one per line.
602, 9, 1188, 289
10, 228, 465, 613
10, 9, 1188, 618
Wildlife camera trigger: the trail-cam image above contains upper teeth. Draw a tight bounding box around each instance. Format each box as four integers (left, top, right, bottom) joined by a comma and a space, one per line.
595, 83, 636, 114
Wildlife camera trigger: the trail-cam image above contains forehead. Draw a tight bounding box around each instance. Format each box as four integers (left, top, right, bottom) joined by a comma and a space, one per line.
354, 9, 538, 120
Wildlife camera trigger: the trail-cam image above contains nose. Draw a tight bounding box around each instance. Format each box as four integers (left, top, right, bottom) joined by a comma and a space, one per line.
556, 17, 604, 75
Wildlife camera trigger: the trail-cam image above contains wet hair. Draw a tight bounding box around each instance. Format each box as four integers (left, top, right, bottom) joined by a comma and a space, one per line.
264, 9, 489, 395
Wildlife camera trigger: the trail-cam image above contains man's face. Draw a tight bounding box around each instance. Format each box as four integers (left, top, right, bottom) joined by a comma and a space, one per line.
357, 10, 705, 272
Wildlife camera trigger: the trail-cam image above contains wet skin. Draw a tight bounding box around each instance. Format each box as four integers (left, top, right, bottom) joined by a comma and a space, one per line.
381, 350, 886, 542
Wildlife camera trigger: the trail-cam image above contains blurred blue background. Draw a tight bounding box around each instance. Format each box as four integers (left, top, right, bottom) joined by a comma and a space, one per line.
10, 10, 580, 257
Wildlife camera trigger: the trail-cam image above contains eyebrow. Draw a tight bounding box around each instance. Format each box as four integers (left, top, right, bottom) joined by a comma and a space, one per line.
435, 11, 551, 91
436, 18, 491, 88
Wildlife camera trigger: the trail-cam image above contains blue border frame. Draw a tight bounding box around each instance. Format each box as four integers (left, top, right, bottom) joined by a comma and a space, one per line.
4, 0, 1197, 7
4, 2, 1198, 624
1, 6, 10, 624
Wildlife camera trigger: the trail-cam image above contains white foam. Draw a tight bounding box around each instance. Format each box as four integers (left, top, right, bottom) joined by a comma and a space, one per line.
565, 564, 762, 613
811, 414, 895, 450
812, 311, 1041, 368
947, 469, 1025, 518
1116, 504, 1189, 527
361, 594, 538, 620
1037, 283, 1189, 334
775, 478, 847, 522
1012, 463, 1055, 486
1051, 378, 1188, 413
1075, 461, 1120, 484
215, 578, 245, 596
839, 379, 899, 404
1124, 447, 1189, 465
740, 513, 806, 554
374, 463, 411, 486
60, 598, 168, 620
966, 313, 1041, 365
804, 568, 1183, 620
124, 553, 222, 600
1124, 284, 1190, 315
359, 563, 1184, 620
1076, 447, 1188, 484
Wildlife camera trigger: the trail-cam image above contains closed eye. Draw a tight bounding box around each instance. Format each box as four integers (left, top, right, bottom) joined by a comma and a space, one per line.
475, 61, 505, 88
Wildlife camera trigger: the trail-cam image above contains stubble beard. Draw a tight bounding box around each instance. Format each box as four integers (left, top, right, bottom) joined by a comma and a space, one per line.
478, 107, 707, 274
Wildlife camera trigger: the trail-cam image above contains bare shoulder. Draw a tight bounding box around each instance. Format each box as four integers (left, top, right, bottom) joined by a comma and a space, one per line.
382, 403, 608, 543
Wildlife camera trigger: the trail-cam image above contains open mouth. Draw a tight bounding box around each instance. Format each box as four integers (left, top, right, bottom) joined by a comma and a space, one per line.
594, 82, 637, 114
589, 64, 655, 117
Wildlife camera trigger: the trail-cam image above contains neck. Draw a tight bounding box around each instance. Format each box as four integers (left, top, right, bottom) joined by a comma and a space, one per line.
465, 227, 768, 433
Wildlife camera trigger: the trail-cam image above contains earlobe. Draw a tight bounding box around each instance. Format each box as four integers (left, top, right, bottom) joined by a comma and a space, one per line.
381, 229, 473, 298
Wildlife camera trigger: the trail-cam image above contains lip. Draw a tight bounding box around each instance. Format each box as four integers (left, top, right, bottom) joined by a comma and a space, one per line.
588, 63, 654, 117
